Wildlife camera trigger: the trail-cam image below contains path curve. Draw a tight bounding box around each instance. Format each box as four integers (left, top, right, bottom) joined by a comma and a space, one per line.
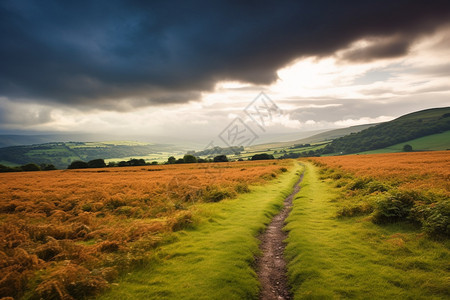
256, 173, 303, 300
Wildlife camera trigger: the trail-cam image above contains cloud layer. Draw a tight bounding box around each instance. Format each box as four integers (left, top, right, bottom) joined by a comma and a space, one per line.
1, 0, 450, 109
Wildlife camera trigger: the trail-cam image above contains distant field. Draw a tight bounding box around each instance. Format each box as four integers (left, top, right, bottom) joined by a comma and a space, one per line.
104, 152, 181, 164
0, 141, 181, 169
358, 130, 450, 154
310, 151, 450, 195
0, 160, 291, 299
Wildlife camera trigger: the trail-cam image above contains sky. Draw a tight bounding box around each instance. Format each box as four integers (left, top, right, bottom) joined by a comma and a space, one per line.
1, 0, 450, 146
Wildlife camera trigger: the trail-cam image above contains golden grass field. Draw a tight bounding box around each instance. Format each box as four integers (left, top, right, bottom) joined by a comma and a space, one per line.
0, 160, 290, 299
310, 151, 450, 196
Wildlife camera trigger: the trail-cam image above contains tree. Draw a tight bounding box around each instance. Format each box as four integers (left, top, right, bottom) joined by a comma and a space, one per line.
251, 153, 274, 160
403, 144, 413, 152
87, 159, 106, 168
168, 156, 176, 164
41, 164, 57, 170
68, 161, 88, 169
213, 155, 228, 162
183, 154, 197, 163
118, 161, 129, 167
129, 158, 146, 166
21, 163, 41, 171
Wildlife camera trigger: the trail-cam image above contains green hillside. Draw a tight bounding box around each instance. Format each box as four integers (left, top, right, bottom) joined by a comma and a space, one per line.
358, 130, 450, 154
323, 107, 450, 154
247, 123, 377, 152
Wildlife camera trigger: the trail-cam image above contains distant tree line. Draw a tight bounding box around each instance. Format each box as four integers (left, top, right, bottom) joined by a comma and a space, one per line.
290, 143, 311, 149
165, 152, 278, 164
0, 163, 56, 172
67, 158, 159, 169
187, 146, 244, 157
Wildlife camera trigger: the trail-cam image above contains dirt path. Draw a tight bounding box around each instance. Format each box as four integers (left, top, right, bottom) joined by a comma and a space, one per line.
256, 174, 303, 300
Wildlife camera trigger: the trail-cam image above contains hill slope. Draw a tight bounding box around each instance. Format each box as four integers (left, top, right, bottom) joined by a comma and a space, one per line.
323, 107, 450, 154
358, 130, 450, 154
247, 123, 377, 151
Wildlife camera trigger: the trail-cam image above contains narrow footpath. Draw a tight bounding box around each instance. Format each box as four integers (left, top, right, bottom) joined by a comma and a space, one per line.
256, 174, 303, 300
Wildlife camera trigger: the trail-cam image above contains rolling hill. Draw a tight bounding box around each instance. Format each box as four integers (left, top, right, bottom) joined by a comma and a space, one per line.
323, 107, 450, 154
357, 130, 450, 154
247, 123, 377, 151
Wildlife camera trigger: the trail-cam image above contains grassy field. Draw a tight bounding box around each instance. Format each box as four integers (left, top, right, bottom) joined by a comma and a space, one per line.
0, 160, 292, 299
98, 163, 302, 299
285, 161, 450, 299
358, 130, 450, 154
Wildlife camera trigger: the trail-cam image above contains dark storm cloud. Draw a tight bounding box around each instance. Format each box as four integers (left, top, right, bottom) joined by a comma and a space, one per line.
340, 35, 412, 62
1, 0, 450, 109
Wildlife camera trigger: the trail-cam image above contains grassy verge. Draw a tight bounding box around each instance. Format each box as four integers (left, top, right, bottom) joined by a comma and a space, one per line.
285, 162, 450, 299
98, 162, 303, 299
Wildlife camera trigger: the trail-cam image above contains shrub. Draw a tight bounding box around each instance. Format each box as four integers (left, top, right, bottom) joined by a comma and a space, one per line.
35, 264, 107, 299
97, 241, 120, 253
202, 186, 236, 202
349, 178, 371, 190
105, 197, 127, 210
372, 191, 417, 224
35, 240, 63, 261
169, 211, 193, 231
234, 182, 250, 194
366, 181, 390, 193
411, 200, 450, 237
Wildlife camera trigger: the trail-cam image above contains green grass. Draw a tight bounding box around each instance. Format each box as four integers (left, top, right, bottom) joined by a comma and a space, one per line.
98, 163, 303, 300
285, 162, 450, 299
358, 130, 450, 154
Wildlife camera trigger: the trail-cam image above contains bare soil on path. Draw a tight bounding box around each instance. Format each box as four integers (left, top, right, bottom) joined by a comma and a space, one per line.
256, 174, 303, 300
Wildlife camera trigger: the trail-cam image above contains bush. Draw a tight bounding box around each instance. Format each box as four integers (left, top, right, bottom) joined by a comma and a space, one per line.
202, 186, 236, 202
35, 264, 107, 299
411, 200, 450, 237
169, 211, 193, 231
234, 182, 250, 193
372, 191, 417, 224
366, 181, 390, 193
349, 178, 371, 190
